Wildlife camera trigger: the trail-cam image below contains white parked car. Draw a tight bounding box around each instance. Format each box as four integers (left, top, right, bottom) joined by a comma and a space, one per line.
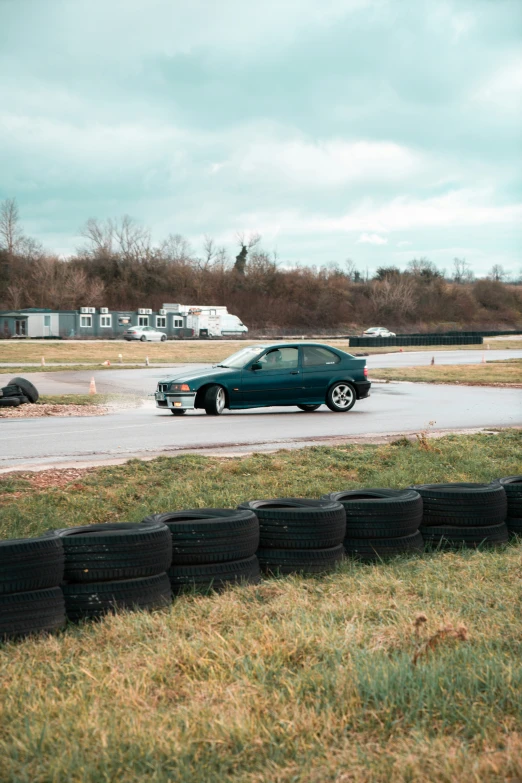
123, 326, 167, 342
363, 327, 396, 337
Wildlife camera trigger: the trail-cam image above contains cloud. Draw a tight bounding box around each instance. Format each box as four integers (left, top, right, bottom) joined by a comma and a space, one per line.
397, 240, 412, 246
357, 233, 388, 245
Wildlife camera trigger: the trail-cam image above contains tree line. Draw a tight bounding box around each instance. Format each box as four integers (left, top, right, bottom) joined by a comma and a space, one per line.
1, 198, 521, 332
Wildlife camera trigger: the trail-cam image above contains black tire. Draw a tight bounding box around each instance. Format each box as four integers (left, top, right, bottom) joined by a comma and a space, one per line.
344, 531, 424, 561
507, 518, 522, 536
325, 381, 356, 412
411, 482, 507, 527
204, 384, 226, 415
63, 574, 172, 621
420, 523, 509, 548
0, 587, 65, 639
497, 476, 522, 520
297, 404, 321, 412
144, 509, 259, 564
0, 384, 22, 398
323, 489, 422, 538
45, 520, 172, 583
257, 544, 344, 575
18, 395, 30, 404
170, 409, 186, 416
8, 376, 39, 403
238, 498, 346, 549
0, 536, 64, 594
161, 335, 167, 342
0, 397, 21, 408
140, 335, 147, 342
168, 556, 260, 594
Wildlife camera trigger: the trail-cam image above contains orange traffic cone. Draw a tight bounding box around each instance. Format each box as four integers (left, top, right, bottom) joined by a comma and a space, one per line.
89, 377, 97, 395
103, 360, 111, 366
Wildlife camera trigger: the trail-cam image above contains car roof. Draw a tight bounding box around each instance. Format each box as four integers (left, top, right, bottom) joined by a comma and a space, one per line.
253, 342, 350, 353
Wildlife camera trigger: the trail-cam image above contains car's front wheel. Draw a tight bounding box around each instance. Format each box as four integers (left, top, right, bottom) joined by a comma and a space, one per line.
326, 382, 356, 412
297, 404, 321, 412
161, 335, 167, 342
140, 335, 147, 342
204, 385, 226, 415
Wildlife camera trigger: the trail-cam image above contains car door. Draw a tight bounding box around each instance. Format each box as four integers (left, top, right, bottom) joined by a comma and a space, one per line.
240, 347, 302, 406
300, 345, 342, 402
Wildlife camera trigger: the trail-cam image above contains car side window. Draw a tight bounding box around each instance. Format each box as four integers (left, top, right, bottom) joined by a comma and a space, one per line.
258, 347, 298, 370
302, 346, 341, 367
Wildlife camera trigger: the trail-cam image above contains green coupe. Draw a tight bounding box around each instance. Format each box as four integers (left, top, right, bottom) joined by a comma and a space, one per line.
155, 342, 371, 416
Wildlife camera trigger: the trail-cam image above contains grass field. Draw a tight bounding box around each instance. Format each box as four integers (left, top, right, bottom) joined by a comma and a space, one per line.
371, 358, 522, 386
0, 336, 520, 367
1, 432, 521, 781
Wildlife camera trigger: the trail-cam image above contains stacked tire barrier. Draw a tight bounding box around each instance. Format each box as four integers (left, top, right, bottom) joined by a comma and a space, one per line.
348, 336, 483, 347
143, 509, 261, 593
322, 489, 424, 560
238, 499, 346, 574
0, 376, 39, 408
414, 483, 509, 548
0, 537, 66, 639
497, 476, 522, 536
0, 477, 518, 642
46, 521, 172, 620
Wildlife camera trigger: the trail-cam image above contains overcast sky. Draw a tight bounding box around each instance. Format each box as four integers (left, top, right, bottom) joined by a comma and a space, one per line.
1, 0, 521, 275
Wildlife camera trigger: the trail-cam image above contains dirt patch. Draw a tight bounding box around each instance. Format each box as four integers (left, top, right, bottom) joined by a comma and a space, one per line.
0, 403, 108, 418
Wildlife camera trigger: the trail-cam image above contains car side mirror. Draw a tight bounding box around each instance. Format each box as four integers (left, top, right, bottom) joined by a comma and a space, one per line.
251, 362, 262, 371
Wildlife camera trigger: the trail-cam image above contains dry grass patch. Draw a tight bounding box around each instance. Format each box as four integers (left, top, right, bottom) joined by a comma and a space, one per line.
371, 359, 522, 386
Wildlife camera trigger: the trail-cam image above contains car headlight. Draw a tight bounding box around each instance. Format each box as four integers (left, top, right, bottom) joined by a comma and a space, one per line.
170, 384, 191, 391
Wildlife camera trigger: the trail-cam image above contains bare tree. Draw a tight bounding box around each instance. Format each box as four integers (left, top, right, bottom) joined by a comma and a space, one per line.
113, 215, 151, 262
488, 264, 506, 282
452, 257, 474, 284
234, 231, 261, 274
0, 198, 23, 256
80, 218, 114, 257
159, 233, 193, 265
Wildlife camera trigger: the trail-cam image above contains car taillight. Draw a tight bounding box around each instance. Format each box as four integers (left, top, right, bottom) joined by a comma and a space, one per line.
364, 367, 368, 377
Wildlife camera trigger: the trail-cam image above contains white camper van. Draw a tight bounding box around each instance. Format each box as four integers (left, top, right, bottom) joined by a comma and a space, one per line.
162, 304, 248, 338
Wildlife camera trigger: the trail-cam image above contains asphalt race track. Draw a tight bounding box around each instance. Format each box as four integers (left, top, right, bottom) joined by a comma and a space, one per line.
1, 350, 521, 471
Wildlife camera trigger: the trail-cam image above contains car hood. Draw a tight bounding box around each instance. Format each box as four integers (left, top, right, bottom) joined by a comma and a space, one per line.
159, 366, 235, 385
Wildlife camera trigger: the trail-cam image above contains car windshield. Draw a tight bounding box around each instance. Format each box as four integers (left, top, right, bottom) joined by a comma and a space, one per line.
217, 345, 267, 368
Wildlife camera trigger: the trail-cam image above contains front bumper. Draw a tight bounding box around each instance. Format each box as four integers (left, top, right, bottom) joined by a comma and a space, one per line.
155, 391, 196, 411
353, 380, 371, 399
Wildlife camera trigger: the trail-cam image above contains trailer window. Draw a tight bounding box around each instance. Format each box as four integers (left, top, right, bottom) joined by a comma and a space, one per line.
173, 317, 183, 328
138, 316, 149, 326
100, 315, 112, 327
156, 316, 166, 328
80, 315, 92, 328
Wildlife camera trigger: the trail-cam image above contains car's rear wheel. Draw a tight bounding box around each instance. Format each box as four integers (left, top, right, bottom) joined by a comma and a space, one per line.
297, 404, 321, 412
204, 385, 226, 415
171, 409, 186, 416
326, 382, 356, 412
140, 335, 147, 342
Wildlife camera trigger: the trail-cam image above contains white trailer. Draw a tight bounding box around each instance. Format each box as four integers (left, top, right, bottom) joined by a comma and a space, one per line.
162, 303, 248, 338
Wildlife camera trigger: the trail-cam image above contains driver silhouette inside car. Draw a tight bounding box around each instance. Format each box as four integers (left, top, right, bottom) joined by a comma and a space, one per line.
263, 349, 283, 367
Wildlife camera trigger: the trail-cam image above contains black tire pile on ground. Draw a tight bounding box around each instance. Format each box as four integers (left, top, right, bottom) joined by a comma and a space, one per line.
0, 537, 66, 639
0, 377, 39, 408
45, 521, 172, 621
413, 482, 509, 548
143, 509, 261, 593
496, 476, 522, 537
238, 499, 346, 574
322, 489, 424, 561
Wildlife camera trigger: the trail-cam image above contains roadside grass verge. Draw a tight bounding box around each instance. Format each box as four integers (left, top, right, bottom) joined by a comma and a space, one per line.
1, 336, 520, 366
37, 394, 142, 407
0, 431, 521, 782
1, 430, 521, 533
371, 359, 522, 385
